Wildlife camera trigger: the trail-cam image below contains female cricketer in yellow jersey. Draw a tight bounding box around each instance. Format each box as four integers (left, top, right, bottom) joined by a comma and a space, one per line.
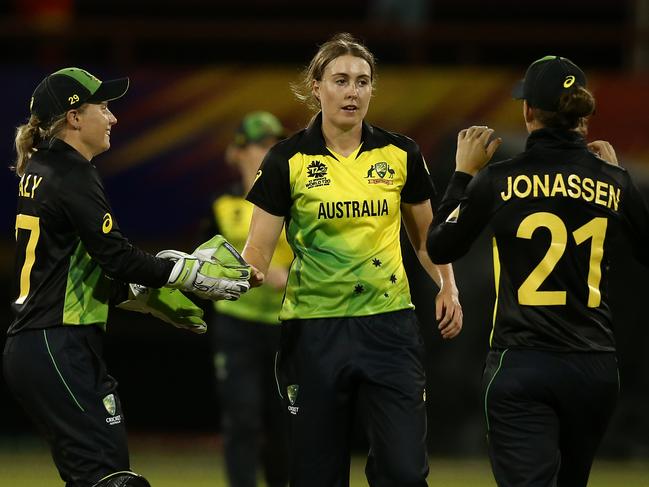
427, 56, 649, 487
242, 33, 463, 487
4, 68, 250, 487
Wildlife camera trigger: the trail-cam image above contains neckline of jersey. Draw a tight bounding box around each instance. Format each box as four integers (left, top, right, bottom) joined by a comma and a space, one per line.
326, 142, 364, 165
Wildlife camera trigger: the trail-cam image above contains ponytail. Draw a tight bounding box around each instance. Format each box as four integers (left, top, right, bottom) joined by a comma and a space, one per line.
12, 113, 68, 176
13, 116, 41, 177
532, 86, 596, 131
558, 86, 595, 119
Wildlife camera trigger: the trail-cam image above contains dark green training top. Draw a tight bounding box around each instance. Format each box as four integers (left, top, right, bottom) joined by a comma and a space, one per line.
428, 128, 649, 352
9, 138, 173, 335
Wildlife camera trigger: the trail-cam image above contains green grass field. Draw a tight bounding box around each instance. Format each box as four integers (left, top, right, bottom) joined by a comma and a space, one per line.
1, 436, 648, 486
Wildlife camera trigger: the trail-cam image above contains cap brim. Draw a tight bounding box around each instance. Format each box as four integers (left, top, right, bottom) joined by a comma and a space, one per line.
511, 79, 525, 100
88, 77, 129, 103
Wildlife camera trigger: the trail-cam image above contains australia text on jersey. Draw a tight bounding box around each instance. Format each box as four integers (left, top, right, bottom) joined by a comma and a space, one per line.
500, 173, 621, 211
318, 199, 389, 219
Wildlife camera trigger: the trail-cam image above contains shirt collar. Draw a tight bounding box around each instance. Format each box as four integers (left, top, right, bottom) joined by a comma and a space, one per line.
35, 137, 89, 162
525, 127, 587, 151
301, 112, 379, 157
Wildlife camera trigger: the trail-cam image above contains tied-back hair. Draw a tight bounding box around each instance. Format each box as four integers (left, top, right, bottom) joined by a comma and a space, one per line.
533, 86, 596, 131
13, 113, 68, 177
291, 32, 377, 112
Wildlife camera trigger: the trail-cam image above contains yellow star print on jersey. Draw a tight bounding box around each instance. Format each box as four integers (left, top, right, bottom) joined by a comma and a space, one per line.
247, 113, 435, 320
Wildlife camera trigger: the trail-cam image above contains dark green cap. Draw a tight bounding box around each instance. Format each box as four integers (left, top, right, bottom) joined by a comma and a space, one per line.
233, 111, 285, 147
30, 67, 129, 123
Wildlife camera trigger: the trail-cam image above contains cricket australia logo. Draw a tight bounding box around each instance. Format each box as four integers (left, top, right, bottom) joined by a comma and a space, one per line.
103, 394, 122, 425
103, 394, 116, 416
305, 160, 331, 189
287, 384, 300, 415
366, 161, 395, 185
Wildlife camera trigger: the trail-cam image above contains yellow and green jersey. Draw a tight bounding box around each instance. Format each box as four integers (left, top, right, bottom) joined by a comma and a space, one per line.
247, 113, 435, 320
211, 187, 293, 324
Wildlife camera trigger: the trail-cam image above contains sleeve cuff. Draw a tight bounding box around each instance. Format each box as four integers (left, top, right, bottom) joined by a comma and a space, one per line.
444, 171, 473, 200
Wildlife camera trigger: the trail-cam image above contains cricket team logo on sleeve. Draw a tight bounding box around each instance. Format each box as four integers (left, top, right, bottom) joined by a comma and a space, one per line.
366, 161, 395, 185
305, 160, 331, 189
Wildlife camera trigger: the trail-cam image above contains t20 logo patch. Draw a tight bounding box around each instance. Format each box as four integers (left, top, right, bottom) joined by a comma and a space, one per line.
306, 160, 331, 189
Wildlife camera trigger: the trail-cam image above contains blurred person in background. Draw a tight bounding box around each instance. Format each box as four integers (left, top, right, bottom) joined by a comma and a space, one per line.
208, 111, 290, 487
3, 67, 251, 487
242, 33, 462, 487
427, 55, 647, 487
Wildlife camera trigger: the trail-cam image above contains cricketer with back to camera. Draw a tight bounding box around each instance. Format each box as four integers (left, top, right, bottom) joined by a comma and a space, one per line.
427, 55, 648, 487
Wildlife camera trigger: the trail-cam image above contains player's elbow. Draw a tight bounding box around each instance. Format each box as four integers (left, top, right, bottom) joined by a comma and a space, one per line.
426, 232, 462, 264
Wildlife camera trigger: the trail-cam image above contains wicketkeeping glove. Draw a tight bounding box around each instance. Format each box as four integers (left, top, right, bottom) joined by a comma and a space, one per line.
117, 284, 206, 334
158, 239, 251, 301
192, 234, 250, 269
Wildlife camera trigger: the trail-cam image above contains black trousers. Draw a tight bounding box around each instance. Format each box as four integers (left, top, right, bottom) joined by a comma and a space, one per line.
3, 326, 129, 487
277, 309, 429, 487
212, 314, 289, 487
482, 348, 619, 487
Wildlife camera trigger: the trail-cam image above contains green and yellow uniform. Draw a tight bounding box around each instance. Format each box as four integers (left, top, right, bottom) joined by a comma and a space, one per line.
9, 138, 172, 335
5, 137, 173, 485
247, 113, 435, 320
246, 113, 436, 485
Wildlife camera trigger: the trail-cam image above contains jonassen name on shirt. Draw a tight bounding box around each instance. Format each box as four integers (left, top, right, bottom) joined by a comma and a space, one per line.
500, 173, 621, 211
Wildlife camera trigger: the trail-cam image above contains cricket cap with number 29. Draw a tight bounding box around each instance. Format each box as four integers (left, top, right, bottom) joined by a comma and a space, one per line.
30, 67, 129, 124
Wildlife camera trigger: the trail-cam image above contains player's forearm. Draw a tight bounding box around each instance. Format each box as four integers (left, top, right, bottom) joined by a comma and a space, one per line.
242, 244, 272, 276
435, 262, 458, 294
416, 247, 457, 293
265, 265, 289, 290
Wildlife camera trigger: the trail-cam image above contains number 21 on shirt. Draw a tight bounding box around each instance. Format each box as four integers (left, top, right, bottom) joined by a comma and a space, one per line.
517, 212, 606, 308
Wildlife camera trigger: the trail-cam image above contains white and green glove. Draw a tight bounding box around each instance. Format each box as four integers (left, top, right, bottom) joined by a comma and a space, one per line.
158, 235, 251, 301
192, 234, 250, 270
117, 284, 206, 334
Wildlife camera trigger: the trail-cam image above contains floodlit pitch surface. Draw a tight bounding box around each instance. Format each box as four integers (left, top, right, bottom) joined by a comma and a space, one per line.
0, 438, 647, 486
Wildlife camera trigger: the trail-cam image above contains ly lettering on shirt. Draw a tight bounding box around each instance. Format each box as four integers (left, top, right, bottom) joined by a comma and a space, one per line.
18, 173, 44, 199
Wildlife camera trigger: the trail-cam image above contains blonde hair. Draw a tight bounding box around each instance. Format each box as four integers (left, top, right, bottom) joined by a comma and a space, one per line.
291, 32, 376, 112
13, 113, 69, 176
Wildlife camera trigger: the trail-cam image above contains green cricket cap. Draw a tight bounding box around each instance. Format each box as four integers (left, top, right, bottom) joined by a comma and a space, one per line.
233, 111, 285, 147
30, 67, 129, 123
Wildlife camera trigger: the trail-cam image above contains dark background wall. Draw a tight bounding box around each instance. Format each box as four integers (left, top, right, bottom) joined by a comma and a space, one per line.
1, 0, 649, 459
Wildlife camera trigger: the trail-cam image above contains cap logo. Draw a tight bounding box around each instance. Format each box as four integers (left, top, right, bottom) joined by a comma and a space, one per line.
563, 75, 576, 88
68, 94, 80, 105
